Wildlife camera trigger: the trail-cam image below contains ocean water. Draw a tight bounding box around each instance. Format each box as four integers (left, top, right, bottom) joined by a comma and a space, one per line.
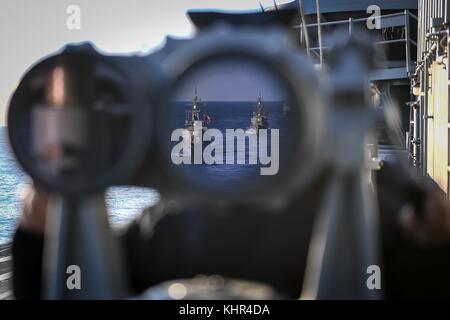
0, 100, 295, 243
0, 127, 159, 245
0, 128, 27, 245
169, 101, 297, 194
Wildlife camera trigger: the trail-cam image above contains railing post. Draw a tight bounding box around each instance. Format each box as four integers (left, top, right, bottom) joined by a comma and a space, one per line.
298, 0, 311, 59
422, 56, 428, 176
405, 10, 411, 75
349, 18, 353, 35
316, 0, 324, 69
300, 24, 304, 46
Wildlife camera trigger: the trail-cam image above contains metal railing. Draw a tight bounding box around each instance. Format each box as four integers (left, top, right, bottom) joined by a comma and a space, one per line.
294, 10, 418, 75
410, 0, 449, 175
417, 0, 448, 63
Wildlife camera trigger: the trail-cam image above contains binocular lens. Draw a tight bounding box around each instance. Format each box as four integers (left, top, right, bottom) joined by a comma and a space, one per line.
164, 58, 300, 196
8, 56, 133, 192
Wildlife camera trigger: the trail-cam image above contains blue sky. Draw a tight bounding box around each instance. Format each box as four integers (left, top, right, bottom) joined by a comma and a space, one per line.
175, 60, 286, 101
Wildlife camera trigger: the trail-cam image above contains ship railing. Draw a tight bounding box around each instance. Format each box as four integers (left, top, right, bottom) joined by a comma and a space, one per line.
294, 10, 418, 75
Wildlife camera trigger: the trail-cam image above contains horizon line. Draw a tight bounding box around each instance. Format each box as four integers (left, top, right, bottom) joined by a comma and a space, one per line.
174, 100, 285, 103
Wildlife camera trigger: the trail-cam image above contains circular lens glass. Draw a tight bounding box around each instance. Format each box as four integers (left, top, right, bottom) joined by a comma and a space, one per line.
163, 57, 300, 196
9, 55, 132, 191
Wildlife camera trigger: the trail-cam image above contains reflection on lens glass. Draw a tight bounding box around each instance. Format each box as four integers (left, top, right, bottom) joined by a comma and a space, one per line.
166, 58, 299, 195
12, 57, 131, 189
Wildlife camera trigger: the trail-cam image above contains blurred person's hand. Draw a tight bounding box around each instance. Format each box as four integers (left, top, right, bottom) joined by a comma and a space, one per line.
400, 182, 450, 244
19, 185, 48, 235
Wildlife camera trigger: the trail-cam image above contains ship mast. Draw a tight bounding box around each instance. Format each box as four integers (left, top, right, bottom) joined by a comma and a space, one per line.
257, 90, 263, 113
193, 86, 200, 110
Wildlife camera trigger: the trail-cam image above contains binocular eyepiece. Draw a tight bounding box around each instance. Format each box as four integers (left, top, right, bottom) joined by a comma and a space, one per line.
7, 44, 156, 194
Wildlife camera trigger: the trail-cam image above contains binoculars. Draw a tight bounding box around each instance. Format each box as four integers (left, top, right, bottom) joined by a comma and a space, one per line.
6, 10, 388, 299
7, 20, 329, 209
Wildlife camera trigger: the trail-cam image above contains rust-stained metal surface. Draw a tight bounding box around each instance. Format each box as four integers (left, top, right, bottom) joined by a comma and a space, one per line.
412, 0, 450, 195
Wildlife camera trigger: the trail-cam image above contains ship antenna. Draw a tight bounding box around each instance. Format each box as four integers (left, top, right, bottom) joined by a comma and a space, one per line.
192, 86, 197, 104
273, 0, 279, 11
259, 2, 265, 12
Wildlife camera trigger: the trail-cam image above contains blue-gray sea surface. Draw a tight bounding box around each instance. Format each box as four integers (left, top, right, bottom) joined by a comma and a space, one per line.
0, 127, 159, 245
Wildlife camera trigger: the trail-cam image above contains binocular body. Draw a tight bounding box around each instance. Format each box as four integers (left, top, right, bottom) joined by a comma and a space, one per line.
6, 19, 387, 300
8, 24, 330, 209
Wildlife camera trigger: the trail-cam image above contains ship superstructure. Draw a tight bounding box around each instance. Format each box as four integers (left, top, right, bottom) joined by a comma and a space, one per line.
246, 92, 268, 134
184, 87, 211, 144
